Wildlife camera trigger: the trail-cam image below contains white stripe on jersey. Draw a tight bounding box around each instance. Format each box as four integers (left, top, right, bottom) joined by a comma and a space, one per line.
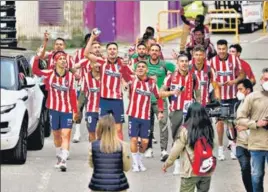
49, 73, 54, 109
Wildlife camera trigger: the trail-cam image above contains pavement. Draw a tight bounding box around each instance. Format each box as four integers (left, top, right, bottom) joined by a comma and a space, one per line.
1, 31, 268, 192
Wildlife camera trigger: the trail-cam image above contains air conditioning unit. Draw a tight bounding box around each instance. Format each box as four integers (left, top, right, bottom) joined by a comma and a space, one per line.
0, 1, 17, 47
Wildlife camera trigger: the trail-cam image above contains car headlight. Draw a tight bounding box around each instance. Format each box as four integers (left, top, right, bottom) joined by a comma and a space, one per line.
0, 104, 16, 114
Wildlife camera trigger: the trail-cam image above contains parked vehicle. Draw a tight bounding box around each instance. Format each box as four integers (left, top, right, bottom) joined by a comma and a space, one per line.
209, 1, 263, 33
0, 47, 45, 164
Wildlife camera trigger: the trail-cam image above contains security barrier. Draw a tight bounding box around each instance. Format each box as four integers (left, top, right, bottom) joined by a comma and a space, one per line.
208, 9, 240, 43
156, 10, 184, 43
263, 1, 268, 34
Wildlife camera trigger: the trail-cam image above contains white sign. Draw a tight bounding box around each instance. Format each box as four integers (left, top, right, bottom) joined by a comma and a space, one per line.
242, 3, 263, 24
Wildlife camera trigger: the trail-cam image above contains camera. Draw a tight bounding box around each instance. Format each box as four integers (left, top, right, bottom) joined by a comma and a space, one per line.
205, 101, 236, 120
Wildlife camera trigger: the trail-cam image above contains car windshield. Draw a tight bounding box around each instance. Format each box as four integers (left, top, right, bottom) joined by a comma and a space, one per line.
0, 58, 16, 90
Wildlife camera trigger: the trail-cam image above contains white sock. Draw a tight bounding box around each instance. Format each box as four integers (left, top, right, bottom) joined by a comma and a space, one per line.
131, 153, 139, 165
56, 147, 61, 156
75, 124, 81, 133
61, 149, 69, 161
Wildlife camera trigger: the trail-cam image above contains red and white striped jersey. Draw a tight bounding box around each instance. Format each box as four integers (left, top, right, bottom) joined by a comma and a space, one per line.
127, 77, 164, 120
32, 56, 77, 113
163, 70, 199, 112
189, 60, 216, 106
74, 48, 85, 63
82, 72, 100, 113
210, 55, 242, 100
46, 51, 74, 69
94, 58, 133, 99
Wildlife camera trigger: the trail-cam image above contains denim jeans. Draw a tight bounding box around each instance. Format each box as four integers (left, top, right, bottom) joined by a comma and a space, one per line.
236, 146, 253, 192
250, 150, 268, 192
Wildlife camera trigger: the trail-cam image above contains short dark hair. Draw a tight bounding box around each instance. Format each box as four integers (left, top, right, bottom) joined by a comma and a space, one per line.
55, 37, 65, 43
193, 26, 205, 34
84, 33, 91, 43
52, 51, 66, 59
229, 44, 242, 53
106, 42, 118, 49
193, 45, 205, 52
237, 79, 253, 92
146, 26, 155, 34
217, 39, 228, 46
177, 54, 189, 60
137, 42, 146, 48
137, 60, 148, 66
262, 68, 268, 73
195, 15, 205, 24
150, 43, 161, 51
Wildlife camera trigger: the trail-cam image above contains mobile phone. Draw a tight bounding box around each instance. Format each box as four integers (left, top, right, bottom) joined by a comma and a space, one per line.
180, 86, 184, 91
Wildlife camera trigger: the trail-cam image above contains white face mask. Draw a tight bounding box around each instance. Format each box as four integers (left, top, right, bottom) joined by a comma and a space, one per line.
237, 92, 245, 101
262, 81, 268, 91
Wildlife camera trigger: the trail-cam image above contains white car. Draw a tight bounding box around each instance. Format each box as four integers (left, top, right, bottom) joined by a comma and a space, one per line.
1, 48, 45, 164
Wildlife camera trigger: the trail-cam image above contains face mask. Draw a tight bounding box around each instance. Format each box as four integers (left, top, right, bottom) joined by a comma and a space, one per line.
262, 81, 268, 91
237, 92, 245, 101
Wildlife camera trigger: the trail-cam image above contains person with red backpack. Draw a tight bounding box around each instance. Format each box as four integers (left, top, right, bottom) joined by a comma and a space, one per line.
162, 102, 216, 192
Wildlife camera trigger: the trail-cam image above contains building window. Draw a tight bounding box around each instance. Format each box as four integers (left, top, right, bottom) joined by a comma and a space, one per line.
39, 0, 64, 25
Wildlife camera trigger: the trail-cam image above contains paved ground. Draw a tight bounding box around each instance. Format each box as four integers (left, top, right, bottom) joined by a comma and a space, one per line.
1, 31, 268, 192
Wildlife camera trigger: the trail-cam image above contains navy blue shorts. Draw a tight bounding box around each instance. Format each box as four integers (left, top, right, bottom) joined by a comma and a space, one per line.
49, 110, 73, 130
99, 98, 125, 123
86, 112, 99, 132
128, 116, 151, 139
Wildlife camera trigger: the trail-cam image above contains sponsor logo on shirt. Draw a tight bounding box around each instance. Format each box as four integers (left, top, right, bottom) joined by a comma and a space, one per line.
171, 84, 183, 91
135, 88, 151, 96
217, 71, 233, 76
89, 87, 100, 93
200, 81, 207, 86
51, 83, 69, 91
105, 70, 121, 77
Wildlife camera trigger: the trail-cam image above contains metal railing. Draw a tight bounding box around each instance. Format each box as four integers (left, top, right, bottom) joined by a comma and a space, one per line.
156, 10, 183, 43
263, 1, 268, 34
208, 8, 240, 43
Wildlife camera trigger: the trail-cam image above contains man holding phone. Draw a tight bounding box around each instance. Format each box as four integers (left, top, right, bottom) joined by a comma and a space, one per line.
160, 54, 200, 175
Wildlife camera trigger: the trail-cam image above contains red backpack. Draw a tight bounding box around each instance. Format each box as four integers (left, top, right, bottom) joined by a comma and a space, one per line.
186, 136, 217, 176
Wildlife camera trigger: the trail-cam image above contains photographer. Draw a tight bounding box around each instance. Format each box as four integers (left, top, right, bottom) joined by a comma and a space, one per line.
235, 79, 253, 192
236, 68, 268, 192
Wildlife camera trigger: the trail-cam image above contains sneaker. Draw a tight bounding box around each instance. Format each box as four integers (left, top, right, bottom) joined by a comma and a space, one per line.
144, 148, 153, 158
173, 159, 180, 175
72, 131, 81, 143
139, 162, 147, 172
59, 160, 67, 172
132, 163, 140, 172
218, 147, 225, 161
230, 151, 237, 160
54, 155, 62, 169
160, 150, 169, 162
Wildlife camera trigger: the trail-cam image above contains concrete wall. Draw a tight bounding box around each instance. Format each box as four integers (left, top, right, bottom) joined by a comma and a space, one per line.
16, 1, 83, 40
140, 1, 168, 36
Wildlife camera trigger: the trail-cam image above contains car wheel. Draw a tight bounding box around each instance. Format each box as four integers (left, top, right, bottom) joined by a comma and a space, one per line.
4, 116, 28, 164
27, 111, 45, 150
44, 108, 51, 137
245, 23, 255, 33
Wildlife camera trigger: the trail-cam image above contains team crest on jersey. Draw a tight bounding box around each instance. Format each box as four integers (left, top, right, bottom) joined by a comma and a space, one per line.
229, 63, 233, 68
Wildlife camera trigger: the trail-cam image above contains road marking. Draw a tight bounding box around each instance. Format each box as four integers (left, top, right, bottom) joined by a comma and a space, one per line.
251, 35, 268, 43
37, 171, 51, 192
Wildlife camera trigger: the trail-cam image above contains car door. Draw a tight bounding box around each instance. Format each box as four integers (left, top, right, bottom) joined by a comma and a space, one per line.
20, 57, 43, 128
17, 57, 34, 130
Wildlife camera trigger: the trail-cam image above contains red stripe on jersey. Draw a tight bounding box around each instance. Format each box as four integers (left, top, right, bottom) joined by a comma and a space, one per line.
74, 48, 85, 63
98, 58, 132, 99
211, 55, 241, 100
127, 77, 161, 120
84, 72, 100, 112
164, 71, 197, 112
190, 60, 210, 106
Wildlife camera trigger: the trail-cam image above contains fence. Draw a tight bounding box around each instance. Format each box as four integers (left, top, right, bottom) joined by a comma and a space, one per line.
156, 10, 183, 43
208, 8, 240, 43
